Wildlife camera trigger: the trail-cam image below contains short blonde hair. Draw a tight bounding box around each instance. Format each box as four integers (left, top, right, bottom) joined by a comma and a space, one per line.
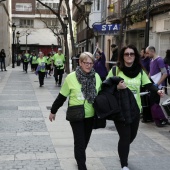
79, 52, 95, 63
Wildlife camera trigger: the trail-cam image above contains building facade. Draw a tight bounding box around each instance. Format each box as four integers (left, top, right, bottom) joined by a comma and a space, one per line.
73, 0, 170, 67
12, 0, 66, 55
0, 0, 11, 67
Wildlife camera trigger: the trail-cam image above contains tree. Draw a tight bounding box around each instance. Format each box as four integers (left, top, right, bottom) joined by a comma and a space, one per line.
36, 0, 70, 73
36, 8, 62, 46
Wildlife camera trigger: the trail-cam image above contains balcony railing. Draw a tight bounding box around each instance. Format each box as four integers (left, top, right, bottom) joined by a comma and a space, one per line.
107, 13, 121, 22
122, 0, 170, 15
122, 0, 146, 15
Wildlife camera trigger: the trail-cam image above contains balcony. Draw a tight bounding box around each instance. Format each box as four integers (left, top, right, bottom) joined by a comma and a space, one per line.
122, 1, 146, 15
150, 0, 170, 15
107, 2, 121, 23
107, 13, 121, 23
77, 28, 93, 42
122, 0, 170, 16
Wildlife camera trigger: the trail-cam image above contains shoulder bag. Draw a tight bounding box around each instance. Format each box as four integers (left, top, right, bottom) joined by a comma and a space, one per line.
66, 100, 85, 122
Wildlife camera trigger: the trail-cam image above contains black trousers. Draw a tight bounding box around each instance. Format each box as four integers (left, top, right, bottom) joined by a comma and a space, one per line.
114, 115, 140, 168
54, 67, 64, 85
0, 60, 6, 70
70, 117, 94, 170
38, 71, 45, 86
24, 62, 29, 73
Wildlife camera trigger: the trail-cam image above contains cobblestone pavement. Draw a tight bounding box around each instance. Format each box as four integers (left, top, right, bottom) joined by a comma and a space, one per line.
0, 65, 170, 170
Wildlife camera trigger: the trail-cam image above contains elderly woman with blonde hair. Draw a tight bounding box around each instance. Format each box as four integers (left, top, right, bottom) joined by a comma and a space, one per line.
49, 52, 102, 170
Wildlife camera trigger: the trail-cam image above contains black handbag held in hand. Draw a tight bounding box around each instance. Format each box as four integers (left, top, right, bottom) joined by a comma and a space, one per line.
66, 100, 85, 122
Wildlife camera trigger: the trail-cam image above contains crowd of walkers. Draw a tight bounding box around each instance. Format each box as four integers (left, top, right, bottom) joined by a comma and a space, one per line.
14, 48, 65, 87
6, 44, 169, 170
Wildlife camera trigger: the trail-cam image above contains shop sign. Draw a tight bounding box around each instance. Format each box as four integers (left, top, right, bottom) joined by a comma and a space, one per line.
93, 24, 121, 35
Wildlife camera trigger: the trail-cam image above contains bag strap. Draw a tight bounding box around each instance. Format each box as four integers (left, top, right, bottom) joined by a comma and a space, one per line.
112, 66, 116, 76
141, 69, 143, 86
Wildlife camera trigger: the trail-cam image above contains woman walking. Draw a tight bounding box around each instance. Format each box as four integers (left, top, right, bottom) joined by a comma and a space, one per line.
107, 44, 164, 170
36, 52, 47, 87
49, 52, 101, 170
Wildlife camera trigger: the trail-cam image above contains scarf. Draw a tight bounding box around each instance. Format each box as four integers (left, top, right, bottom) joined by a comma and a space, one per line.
121, 63, 141, 78
76, 66, 97, 104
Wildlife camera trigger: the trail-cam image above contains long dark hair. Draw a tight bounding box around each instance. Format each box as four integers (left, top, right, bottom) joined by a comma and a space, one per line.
117, 44, 143, 70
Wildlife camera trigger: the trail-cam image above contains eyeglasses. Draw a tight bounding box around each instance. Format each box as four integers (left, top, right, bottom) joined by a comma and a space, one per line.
124, 52, 135, 57
82, 62, 94, 66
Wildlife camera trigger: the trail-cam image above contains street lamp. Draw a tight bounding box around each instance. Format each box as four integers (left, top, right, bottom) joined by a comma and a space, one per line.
16, 31, 20, 66
26, 32, 30, 51
84, 0, 93, 51
144, 0, 151, 47
12, 23, 16, 68
63, 15, 69, 34
63, 15, 70, 73
63, 15, 69, 25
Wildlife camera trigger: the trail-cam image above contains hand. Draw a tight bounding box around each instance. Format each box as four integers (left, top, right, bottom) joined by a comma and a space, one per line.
157, 90, 164, 97
49, 113, 56, 122
117, 80, 127, 90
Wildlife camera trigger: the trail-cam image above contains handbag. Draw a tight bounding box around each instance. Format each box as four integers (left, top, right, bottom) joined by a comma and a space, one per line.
93, 114, 106, 129
66, 100, 85, 122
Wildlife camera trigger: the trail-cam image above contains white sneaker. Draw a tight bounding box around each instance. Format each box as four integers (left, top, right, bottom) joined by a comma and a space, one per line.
122, 167, 129, 170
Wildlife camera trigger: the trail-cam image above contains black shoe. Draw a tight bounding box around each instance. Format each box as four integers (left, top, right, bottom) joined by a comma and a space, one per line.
141, 120, 147, 123
156, 123, 165, 127
5, 70, 7, 71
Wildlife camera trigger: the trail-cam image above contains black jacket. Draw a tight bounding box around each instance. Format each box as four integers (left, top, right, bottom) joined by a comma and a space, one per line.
0, 52, 6, 61
95, 77, 140, 124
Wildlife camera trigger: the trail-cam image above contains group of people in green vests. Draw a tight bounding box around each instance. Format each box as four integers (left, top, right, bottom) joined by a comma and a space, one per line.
19, 48, 65, 87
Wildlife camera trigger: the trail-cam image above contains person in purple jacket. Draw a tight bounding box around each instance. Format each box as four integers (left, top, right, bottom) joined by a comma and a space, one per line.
146, 46, 168, 127
146, 46, 167, 88
93, 45, 108, 81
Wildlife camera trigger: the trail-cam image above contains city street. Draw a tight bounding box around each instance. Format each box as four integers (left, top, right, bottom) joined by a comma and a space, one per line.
0, 65, 170, 170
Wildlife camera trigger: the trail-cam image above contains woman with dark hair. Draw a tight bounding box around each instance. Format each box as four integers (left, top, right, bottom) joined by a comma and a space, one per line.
0, 49, 7, 71
106, 44, 164, 170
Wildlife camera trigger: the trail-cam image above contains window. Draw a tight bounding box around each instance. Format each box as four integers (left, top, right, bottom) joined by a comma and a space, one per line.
37, 2, 58, 9
16, 3, 32, 12
20, 19, 34, 28
97, 0, 100, 10
46, 19, 58, 27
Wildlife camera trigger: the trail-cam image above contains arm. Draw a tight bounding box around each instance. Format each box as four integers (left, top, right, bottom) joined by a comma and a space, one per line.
157, 67, 167, 86
49, 93, 67, 121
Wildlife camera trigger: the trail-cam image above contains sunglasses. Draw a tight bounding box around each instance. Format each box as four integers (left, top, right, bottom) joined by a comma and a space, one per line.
124, 52, 135, 57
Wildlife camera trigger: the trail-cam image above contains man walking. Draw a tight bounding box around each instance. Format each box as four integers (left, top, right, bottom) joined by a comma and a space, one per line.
52, 48, 65, 87
146, 46, 168, 127
146, 46, 167, 88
